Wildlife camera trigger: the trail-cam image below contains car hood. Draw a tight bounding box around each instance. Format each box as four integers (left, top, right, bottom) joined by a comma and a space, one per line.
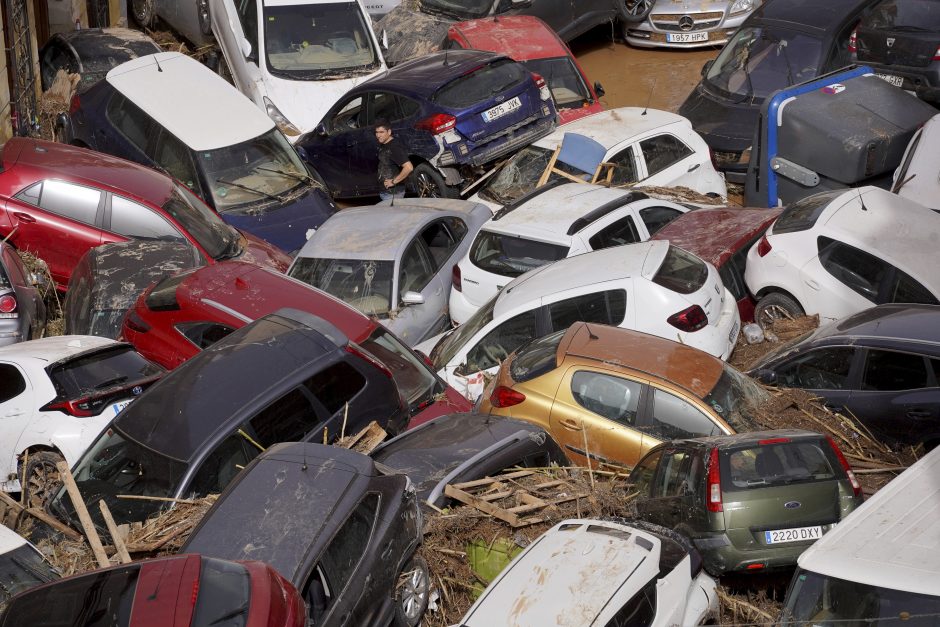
237, 231, 293, 271
376, 4, 452, 66
678, 84, 760, 151
223, 188, 337, 254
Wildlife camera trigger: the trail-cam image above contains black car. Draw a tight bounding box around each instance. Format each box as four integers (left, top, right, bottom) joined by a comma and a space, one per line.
181, 442, 428, 627
371, 412, 569, 508
47, 308, 409, 528
750, 304, 940, 450
678, 0, 878, 183
851, 0, 940, 105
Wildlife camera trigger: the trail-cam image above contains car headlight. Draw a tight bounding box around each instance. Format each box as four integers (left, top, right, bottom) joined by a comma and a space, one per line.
263, 96, 301, 136
730, 0, 756, 15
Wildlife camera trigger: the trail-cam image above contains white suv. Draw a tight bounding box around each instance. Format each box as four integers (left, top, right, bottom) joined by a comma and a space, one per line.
450, 182, 692, 324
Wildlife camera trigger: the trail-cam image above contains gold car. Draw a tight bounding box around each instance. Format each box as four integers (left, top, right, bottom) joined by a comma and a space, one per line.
479, 322, 766, 469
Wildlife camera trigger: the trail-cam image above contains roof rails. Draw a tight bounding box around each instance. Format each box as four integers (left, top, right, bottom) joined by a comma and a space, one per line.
492, 178, 566, 221
566, 190, 649, 235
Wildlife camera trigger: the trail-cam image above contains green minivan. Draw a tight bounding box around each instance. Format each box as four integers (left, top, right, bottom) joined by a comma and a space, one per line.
629, 429, 864, 576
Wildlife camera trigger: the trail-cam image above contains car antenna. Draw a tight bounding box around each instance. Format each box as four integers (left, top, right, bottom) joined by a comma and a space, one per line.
301, 447, 308, 472
642, 76, 657, 115
153, 55, 163, 72
585, 323, 599, 340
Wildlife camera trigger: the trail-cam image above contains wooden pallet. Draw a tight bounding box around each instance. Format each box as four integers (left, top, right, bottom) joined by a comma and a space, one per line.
443, 470, 589, 528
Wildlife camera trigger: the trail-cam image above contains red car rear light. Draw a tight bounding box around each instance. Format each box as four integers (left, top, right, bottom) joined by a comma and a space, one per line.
346, 343, 393, 379
41, 398, 97, 417
935, 45, 940, 61
124, 309, 151, 334
826, 436, 862, 498
667, 305, 708, 332
452, 264, 462, 292
415, 113, 457, 135
848, 27, 857, 54
531, 72, 546, 89
707, 447, 723, 512
68, 93, 81, 115
756, 235, 772, 257
0, 294, 16, 314
758, 437, 791, 445
490, 385, 525, 408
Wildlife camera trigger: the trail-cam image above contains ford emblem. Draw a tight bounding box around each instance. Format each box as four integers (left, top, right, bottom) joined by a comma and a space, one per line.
131, 386, 143, 396
784, 501, 801, 509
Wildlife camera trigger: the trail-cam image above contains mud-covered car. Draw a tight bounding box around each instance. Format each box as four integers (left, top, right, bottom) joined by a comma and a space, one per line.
181, 442, 429, 627
0, 240, 45, 347
624, 0, 763, 49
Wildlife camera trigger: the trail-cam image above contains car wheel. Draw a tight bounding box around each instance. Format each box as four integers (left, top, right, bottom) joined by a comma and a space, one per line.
618, 0, 654, 23
198, 0, 212, 35
393, 555, 430, 627
20, 451, 64, 510
413, 164, 458, 199
130, 0, 154, 28
755, 292, 805, 329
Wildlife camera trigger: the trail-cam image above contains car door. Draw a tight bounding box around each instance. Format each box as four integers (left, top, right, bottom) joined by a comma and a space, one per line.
102, 92, 158, 167
0, 363, 33, 491
392, 236, 445, 345
635, 446, 703, 532
636, 133, 700, 189
807, 237, 889, 321
772, 346, 859, 413
4, 180, 104, 288
150, 129, 206, 199
105, 194, 191, 248
305, 95, 370, 197
212, 0, 263, 102
604, 143, 642, 188
581, 212, 644, 253
639, 386, 727, 445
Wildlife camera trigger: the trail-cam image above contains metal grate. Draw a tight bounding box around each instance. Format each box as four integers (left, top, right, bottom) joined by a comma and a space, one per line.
5, 0, 38, 136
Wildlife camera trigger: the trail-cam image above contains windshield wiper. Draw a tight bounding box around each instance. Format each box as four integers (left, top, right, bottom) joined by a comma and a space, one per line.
216, 178, 286, 203
254, 165, 315, 185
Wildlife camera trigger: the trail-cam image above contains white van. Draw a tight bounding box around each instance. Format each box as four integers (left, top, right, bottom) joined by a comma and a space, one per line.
778, 446, 940, 625
210, 0, 387, 138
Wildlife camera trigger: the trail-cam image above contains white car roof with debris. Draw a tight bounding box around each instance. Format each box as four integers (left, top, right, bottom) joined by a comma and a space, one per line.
0, 335, 117, 366
533, 106, 689, 151
106, 52, 274, 152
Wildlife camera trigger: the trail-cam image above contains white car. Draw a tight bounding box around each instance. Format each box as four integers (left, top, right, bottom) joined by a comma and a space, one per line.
0, 336, 164, 505
417, 240, 740, 400
451, 182, 692, 324
459, 519, 719, 627
468, 107, 726, 212
744, 186, 940, 326
892, 113, 940, 211
0, 525, 58, 603
211, 0, 387, 138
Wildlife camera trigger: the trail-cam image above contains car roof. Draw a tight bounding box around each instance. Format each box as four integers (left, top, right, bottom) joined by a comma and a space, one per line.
181, 442, 376, 582
461, 519, 661, 626
298, 199, 485, 260
751, 0, 875, 34
796, 445, 940, 596
559, 322, 723, 399
2, 138, 177, 204
361, 49, 509, 99
53, 27, 161, 58
106, 52, 274, 152
812, 304, 940, 347
650, 207, 782, 268
534, 107, 690, 151
0, 335, 118, 365
448, 16, 569, 61
496, 241, 668, 316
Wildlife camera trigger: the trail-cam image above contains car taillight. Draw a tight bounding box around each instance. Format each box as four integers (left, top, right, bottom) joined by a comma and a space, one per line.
68, 93, 81, 115
346, 343, 393, 379
124, 310, 151, 333
935, 44, 940, 61
531, 72, 546, 89
667, 305, 708, 332
531, 72, 551, 101
756, 235, 772, 257
415, 113, 457, 135
41, 398, 97, 417
826, 436, 862, 498
848, 28, 857, 53
490, 385, 525, 408
0, 294, 16, 314
707, 447, 722, 512
758, 437, 790, 445
452, 264, 462, 292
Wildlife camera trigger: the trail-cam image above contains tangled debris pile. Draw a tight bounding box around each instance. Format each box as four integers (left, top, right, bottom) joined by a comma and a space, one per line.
729, 314, 820, 372
15, 250, 63, 336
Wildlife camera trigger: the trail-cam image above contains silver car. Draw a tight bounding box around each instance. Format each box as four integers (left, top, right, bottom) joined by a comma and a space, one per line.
0, 242, 46, 347
288, 198, 492, 346
623, 0, 762, 49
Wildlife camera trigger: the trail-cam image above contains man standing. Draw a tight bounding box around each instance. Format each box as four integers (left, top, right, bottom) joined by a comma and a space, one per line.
375, 118, 413, 201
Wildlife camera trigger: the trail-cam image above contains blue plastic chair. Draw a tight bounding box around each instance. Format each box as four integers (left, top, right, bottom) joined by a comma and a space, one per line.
536, 132, 615, 187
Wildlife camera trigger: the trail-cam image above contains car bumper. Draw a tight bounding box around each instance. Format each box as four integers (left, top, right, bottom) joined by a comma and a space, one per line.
625, 10, 751, 49
682, 287, 740, 360
694, 532, 819, 575
442, 111, 556, 169
449, 287, 489, 326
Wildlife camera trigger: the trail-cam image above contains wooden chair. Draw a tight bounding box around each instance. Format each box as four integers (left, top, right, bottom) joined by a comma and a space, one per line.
536, 132, 616, 188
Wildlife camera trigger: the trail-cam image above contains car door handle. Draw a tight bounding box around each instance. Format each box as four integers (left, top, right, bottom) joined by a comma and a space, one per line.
687, 162, 701, 172
559, 419, 583, 431
906, 409, 932, 419
12, 212, 35, 223
805, 278, 821, 290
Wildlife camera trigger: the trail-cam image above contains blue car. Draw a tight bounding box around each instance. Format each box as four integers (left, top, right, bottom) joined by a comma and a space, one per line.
297, 49, 558, 199
55, 52, 336, 254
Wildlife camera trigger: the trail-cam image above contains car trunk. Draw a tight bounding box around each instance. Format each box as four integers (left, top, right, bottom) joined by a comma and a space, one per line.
857, 27, 940, 67
687, 264, 725, 327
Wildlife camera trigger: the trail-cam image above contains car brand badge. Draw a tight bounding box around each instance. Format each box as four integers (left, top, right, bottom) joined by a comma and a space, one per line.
132, 386, 143, 396
495, 95, 505, 103
886, 37, 895, 47
679, 15, 694, 31
784, 501, 802, 509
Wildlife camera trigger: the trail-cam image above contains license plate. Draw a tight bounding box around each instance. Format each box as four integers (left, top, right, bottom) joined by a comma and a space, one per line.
876, 73, 904, 88
112, 400, 132, 415
764, 525, 822, 544
482, 97, 521, 123
667, 32, 709, 43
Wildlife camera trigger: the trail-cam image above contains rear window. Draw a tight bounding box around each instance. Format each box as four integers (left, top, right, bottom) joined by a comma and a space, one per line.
470, 230, 569, 278
510, 330, 565, 383
145, 271, 194, 311
433, 58, 528, 109
191, 558, 251, 627
652, 245, 708, 295
359, 327, 438, 411
47, 345, 163, 401
773, 191, 846, 234
304, 361, 366, 415
720, 439, 839, 491
865, 0, 940, 30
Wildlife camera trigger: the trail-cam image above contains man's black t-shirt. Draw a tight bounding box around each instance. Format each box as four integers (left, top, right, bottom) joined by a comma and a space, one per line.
377, 137, 410, 194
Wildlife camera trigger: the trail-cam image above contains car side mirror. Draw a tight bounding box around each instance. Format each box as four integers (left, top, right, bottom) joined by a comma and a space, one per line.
401, 291, 424, 305
315, 122, 328, 137
754, 368, 778, 386
701, 60, 713, 77
594, 81, 605, 98
240, 37, 255, 62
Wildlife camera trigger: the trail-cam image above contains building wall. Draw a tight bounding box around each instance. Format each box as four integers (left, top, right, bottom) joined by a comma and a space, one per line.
0, 12, 12, 144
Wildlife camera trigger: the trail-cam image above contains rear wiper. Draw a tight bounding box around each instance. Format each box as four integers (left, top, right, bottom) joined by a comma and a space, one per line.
216, 178, 286, 203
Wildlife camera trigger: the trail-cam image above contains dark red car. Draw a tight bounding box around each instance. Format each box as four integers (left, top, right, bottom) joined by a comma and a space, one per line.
0, 554, 304, 627
651, 207, 782, 322
0, 138, 289, 291
445, 15, 604, 125
122, 260, 471, 427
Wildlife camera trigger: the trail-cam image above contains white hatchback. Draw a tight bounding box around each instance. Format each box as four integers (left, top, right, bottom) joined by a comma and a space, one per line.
0, 336, 163, 505
450, 182, 692, 324
417, 240, 740, 400
744, 186, 940, 326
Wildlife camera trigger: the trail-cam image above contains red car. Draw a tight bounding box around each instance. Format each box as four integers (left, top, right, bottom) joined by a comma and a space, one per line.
0, 554, 304, 627
445, 15, 604, 125
0, 138, 289, 291
122, 260, 471, 427
650, 207, 783, 322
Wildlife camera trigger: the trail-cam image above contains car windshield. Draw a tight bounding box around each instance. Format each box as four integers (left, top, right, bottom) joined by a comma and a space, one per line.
470, 230, 569, 278
782, 569, 940, 626
702, 365, 768, 432
523, 56, 592, 109
773, 190, 846, 234
510, 329, 564, 383
360, 326, 440, 414
477, 145, 584, 206
163, 185, 235, 260
48, 427, 188, 527
288, 258, 394, 317
704, 26, 823, 102
263, 1, 380, 79
196, 128, 310, 213
191, 558, 251, 627
721, 439, 838, 490
430, 294, 495, 368
865, 0, 940, 30
420, 0, 494, 19
433, 58, 528, 109
0, 544, 58, 604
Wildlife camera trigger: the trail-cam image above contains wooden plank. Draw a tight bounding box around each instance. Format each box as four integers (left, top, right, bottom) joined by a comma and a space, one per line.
0, 490, 82, 540
443, 484, 520, 526
452, 470, 534, 490
99, 501, 131, 564
479, 490, 514, 502
527, 480, 565, 491
56, 461, 109, 568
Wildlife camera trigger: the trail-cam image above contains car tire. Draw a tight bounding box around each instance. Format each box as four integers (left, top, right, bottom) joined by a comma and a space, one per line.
20, 451, 64, 510
755, 292, 804, 329
393, 554, 430, 627
413, 163, 458, 199
130, 0, 154, 28
198, 0, 212, 35
617, 0, 654, 23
